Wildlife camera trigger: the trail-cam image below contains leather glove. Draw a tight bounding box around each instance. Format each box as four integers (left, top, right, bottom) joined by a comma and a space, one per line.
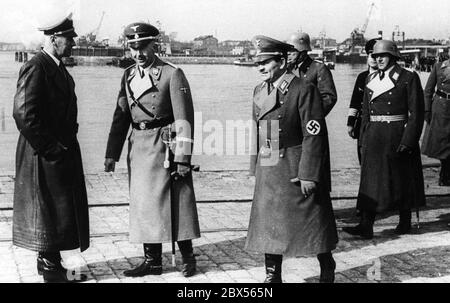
347, 126, 356, 139
290, 178, 317, 197
171, 163, 191, 180
43, 142, 68, 161
104, 158, 116, 172
424, 111, 431, 124
396, 144, 413, 155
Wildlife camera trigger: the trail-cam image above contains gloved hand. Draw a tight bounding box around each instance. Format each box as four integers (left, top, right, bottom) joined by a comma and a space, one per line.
104, 158, 116, 172
347, 126, 356, 139
171, 163, 192, 180
424, 111, 431, 124
290, 178, 317, 197
396, 144, 413, 155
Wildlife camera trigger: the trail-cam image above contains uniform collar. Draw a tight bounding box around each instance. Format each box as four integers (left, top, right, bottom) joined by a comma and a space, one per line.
274, 72, 295, 94
42, 49, 61, 66
127, 56, 163, 82
441, 60, 450, 69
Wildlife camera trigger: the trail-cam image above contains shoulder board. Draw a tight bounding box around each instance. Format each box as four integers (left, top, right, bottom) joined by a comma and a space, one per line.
164, 60, 179, 70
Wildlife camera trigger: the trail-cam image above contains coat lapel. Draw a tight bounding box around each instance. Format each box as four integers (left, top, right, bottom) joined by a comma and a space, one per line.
256, 73, 296, 121
366, 65, 401, 101
256, 83, 277, 121
40, 52, 70, 97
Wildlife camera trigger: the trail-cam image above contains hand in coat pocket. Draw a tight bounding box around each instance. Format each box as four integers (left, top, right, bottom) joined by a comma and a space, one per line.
43, 142, 68, 161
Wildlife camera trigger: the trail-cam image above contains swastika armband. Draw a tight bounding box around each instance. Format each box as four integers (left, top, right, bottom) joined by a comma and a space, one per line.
306, 120, 321, 135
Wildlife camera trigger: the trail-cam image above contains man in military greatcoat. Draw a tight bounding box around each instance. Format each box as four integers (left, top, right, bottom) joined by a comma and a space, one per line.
245, 35, 338, 283
286, 32, 338, 116
104, 22, 200, 278
287, 32, 337, 192
343, 40, 426, 239
347, 38, 380, 163
12, 13, 89, 283
421, 53, 450, 186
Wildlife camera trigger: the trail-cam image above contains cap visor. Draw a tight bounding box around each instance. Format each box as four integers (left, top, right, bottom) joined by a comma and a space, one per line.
254, 55, 276, 63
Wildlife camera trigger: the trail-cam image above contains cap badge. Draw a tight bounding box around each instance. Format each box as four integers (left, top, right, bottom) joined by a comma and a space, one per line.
256, 39, 261, 47
134, 34, 139, 39
131, 25, 139, 32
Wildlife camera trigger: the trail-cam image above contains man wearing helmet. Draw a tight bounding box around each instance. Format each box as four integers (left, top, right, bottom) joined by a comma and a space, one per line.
343, 40, 426, 239
104, 22, 200, 278
347, 38, 380, 163
287, 32, 338, 116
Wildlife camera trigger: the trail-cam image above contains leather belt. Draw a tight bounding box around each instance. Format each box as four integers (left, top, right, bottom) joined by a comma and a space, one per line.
370, 115, 407, 122
436, 90, 450, 100
132, 118, 173, 130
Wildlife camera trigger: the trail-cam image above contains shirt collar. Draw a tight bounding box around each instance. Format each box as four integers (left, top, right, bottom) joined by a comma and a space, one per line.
42, 49, 61, 66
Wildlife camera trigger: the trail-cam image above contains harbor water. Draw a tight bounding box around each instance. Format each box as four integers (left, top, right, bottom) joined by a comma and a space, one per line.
0, 51, 435, 173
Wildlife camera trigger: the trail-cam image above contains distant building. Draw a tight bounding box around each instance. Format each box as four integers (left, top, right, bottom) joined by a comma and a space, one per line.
218, 40, 253, 56
170, 41, 194, 55
193, 35, 218, 55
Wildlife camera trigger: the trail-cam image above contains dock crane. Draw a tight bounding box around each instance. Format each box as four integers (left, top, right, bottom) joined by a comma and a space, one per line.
77, 11, 106, 47
350, 2, 376, 48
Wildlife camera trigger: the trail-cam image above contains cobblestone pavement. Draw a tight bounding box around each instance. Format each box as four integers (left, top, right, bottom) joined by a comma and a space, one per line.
0, 168, 450, 283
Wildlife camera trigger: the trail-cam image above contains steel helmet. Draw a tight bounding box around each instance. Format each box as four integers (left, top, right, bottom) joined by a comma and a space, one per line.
287, 32, 312, 52
372, 40, 401, 58
365, 38, 381, 54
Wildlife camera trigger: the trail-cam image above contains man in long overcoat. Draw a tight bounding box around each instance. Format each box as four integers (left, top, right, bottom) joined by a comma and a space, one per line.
104, 22, 200, 278
286, 32, 337, 192
421, 55, 450, 186
347, 38, 380, 163
343, 40, 425, 239
12, 13, 89, 283
245, 35, 338, 283
286, 32, 338, 116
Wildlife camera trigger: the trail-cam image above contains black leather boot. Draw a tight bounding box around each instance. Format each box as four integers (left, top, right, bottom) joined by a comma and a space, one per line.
37, 252, 87, 283
317, 252, 336, 283
439, 159, 450, 186
342, 211, 375, 239
395, 210, 412, 234
178, 240, 197, 278
123, 244, 163, 277
264, 254, 282, 283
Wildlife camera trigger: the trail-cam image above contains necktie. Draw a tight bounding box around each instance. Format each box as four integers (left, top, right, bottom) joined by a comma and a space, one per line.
139, 67, 145, 78
268, 83, 275, 94
379, 70, 385, 80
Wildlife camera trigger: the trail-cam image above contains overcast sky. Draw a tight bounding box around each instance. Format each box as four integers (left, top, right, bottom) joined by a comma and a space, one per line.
1, 0, 449, 45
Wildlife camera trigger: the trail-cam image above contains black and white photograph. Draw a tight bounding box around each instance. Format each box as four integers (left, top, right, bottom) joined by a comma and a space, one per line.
0, 0, 450, 291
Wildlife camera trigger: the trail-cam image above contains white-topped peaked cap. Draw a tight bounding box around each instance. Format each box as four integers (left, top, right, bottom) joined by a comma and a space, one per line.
38, 12, 77, 37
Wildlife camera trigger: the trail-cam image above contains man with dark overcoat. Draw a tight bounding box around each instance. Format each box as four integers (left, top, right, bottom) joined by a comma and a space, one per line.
286, 32, 338, 116
287, 32, 337, 192
245, 35, 338, 283
343, 40, 426, 239
347, 38, 380, 163
12, 13, 89, 283
421, 53, 450, 186
104, 22, 200, 278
